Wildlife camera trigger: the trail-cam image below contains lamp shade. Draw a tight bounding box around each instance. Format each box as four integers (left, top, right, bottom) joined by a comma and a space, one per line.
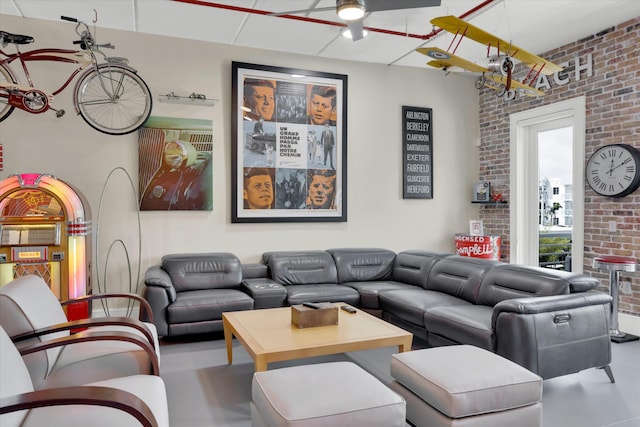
337, 0, 365, 21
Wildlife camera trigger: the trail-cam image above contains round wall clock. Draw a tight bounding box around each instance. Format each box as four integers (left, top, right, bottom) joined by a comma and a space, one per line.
586, 144, 640, 197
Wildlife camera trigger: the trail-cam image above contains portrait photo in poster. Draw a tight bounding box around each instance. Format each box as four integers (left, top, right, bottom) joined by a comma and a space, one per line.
138, 116, 213, 211
232, 62, 347, 223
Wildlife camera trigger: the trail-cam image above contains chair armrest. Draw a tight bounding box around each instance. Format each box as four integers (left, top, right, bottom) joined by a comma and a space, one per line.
17, 330, 160, 376
0, 386, 157, 427
492, 290, 612, 326
10, 317, 155, 349
61, 293, 154, 323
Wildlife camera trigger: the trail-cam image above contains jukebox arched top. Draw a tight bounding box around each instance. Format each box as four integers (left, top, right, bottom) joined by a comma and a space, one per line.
0, 173, 91, 307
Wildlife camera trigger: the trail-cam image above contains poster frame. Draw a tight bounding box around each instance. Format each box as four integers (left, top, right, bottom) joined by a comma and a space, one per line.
231, 62, 347, 223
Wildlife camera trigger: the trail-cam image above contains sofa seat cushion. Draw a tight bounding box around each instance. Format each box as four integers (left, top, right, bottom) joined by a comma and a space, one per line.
285, 284, 360, 306
379, 289, 471, 327
424, 305, 495, 351
343, 281, 417, 309
167, 289, 253, 324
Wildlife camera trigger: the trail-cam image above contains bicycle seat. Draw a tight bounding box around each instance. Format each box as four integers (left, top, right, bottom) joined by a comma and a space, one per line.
0, 31, 35, 45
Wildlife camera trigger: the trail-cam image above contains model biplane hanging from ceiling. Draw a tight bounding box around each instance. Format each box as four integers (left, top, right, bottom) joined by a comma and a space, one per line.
417, 15, 563, 97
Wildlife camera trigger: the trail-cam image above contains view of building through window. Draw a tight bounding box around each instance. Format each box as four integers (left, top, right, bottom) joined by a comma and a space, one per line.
538, 126, 573, 270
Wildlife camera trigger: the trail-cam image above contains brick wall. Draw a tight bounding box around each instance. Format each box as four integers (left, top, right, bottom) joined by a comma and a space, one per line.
477, 17, 640, 317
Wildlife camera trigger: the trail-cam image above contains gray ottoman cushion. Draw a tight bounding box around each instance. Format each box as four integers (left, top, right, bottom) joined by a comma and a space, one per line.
390, 345, 542, 418
252, 361, 406, 426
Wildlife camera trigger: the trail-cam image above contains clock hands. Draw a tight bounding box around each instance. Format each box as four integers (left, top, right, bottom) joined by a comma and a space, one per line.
607, 159, 615, 176
607, 157, 632, 176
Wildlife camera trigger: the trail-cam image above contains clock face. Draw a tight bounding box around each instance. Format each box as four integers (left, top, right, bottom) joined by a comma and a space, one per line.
586, 144, 640, 197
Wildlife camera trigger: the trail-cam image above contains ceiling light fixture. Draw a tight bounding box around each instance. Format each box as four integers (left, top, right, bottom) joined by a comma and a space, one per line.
336, 0, 365, 21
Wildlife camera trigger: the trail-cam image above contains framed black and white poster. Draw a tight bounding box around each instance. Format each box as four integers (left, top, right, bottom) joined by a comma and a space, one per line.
402, 106, 433, 199
231, 62, 347, 223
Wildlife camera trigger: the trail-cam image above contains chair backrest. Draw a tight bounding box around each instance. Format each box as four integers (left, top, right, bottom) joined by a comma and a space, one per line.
0, 275, 69, 382
0, 325, 34, 426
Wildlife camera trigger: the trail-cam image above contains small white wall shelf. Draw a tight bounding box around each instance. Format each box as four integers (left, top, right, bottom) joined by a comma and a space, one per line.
158, 92, 218, 107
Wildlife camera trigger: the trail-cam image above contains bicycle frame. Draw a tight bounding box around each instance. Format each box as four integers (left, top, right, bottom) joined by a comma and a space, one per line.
0, 46, 95, 113
0, 15, 152, 135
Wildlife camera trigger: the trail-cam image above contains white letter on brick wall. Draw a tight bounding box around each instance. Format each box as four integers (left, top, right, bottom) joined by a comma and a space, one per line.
535, 74, 551, 91
554, 62, 570, 85
575, 54, 593, 80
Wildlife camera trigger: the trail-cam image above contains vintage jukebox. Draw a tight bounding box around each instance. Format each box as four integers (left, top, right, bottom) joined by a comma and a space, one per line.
0, 173, 91, 319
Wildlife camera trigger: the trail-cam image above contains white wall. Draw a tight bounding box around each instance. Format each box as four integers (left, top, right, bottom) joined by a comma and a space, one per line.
0, 15, 480, 293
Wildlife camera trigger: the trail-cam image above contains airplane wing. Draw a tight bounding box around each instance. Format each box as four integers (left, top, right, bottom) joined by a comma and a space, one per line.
416, 47, 488, 73
430, 16, 563, 75
416, 47, 544, 97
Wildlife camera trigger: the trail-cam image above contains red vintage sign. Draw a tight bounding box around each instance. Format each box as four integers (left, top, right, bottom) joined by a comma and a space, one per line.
454, 234, 501, 260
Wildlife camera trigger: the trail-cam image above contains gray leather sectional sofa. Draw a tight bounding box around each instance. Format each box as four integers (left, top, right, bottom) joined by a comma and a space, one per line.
143, 248, 614, 381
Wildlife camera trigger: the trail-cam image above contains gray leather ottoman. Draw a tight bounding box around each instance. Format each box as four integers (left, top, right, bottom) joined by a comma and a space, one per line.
251, 361, 406, 426
390, 345, 542, 427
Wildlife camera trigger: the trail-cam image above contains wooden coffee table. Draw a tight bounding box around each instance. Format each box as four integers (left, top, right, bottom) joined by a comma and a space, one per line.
222, 303, 413, 371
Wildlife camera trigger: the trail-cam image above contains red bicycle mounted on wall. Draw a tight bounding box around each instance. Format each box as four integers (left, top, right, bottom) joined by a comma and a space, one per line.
0, 15, 152, 135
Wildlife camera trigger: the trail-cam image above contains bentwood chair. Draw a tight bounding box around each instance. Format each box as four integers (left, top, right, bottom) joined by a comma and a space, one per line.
0, 326, 169, 427
0, 275, 159, 389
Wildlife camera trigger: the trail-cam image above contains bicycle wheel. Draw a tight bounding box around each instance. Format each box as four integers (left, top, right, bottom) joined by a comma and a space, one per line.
75, 64, 152, 135
0, 64, 17, 122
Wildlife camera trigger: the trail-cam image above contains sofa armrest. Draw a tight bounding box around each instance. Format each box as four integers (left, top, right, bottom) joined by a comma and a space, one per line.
144, 266, 176, 301
0, 386, 158, 427
142, 266, 176, 338
492, 291, 612, 379
492, 291, 612, 324
241, 278, 287, 309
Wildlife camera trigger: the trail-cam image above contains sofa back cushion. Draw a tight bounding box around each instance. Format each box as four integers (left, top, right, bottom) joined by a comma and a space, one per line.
392, 250, 449, 288
263, 251, 338, 285
477, 264, 575, 306
326, 248, 395, 283
161, 252, 242, 292
426, 255, 501, 303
